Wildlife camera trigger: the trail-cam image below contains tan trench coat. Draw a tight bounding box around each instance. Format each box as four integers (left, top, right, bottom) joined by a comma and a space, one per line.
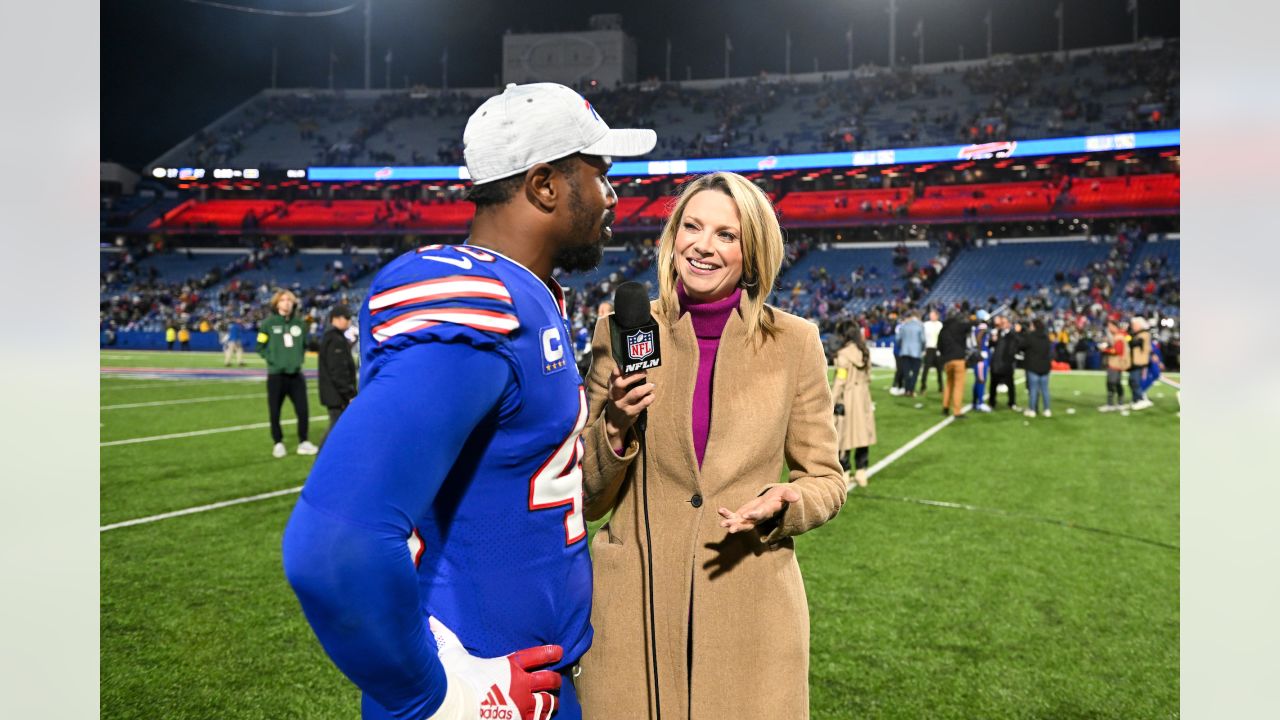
575, 296, 847, 720
830, 343, 877, 452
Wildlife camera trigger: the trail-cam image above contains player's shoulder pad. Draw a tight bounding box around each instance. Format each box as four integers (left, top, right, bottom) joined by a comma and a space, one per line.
366, 244, 519, 345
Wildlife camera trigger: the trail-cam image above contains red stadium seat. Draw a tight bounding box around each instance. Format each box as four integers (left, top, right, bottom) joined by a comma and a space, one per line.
908, 181, 1057, 219
776, 188, 910, 222
1061, 174, 1179, 213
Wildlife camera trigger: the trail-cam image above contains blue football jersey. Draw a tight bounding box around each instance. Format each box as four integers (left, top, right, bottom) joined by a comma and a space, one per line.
355, 242, 593, 669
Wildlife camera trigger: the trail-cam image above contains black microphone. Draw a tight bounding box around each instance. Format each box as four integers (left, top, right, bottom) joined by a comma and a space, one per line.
609, 281, 662, 376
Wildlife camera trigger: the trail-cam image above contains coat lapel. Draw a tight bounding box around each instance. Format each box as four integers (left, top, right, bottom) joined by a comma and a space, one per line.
700, 305, 748, 481
660, 305, 703, 493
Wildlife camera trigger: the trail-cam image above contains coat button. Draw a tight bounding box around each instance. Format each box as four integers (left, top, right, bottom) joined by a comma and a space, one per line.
690, 494, 703, 508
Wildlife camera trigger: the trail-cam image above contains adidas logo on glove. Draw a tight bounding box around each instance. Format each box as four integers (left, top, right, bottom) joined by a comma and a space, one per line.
480, 684, 514, 720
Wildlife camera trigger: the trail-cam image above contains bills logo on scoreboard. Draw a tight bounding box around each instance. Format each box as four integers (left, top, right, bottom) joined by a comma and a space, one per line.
627, 329, 654, 362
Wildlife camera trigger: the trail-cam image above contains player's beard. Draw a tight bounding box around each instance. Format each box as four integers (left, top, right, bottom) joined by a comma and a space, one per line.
553, 177, 610, 274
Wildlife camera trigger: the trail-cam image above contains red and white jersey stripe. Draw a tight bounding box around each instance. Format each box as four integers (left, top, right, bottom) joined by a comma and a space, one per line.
368, 275, 512, 315
372, 307, 520, 343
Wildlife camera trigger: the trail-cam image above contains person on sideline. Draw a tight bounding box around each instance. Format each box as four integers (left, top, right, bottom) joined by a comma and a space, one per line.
223, 317, 245, 366
937, 307, 972, 419
1020, 317, 1053, 418
576, 171, 846, 720
918, 308, 943, 394
831, 319, 877, 487
970, 310, 992, 412
987, 314, 1020, 411
894, 310, 925, 397
1128, 316, 1154, 410
282, 82, 657, 720
1099, 321, 1131, 412
1140, 336, 1165, 399
258, 289, 318, 457
316, 304, 357, 446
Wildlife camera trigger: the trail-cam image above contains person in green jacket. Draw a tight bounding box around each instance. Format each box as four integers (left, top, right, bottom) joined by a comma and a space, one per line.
258, 289, 318, 458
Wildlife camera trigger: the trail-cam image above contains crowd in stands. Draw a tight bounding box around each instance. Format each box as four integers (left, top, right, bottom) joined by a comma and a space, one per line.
157, 42, 1178, 170
102, 225, 1177, 373
1118, 253, 1178, 310
99, 240, 387, 344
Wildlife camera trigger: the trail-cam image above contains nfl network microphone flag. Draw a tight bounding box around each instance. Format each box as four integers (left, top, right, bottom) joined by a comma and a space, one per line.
609, 281, 662, 375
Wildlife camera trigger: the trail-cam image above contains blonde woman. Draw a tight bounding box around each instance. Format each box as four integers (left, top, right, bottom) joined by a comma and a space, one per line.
576, 172, 846, 720
830, 319, 877, 487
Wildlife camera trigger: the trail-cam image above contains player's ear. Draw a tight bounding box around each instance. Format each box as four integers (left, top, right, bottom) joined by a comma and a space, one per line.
524, 163, 558, 213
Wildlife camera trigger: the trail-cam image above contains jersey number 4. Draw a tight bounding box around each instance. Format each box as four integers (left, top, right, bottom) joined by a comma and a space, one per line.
528, 386, 588, 545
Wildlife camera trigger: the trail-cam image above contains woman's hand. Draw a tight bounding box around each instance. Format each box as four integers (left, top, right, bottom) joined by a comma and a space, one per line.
603, 368, 655, 452
718, 485, 801, 534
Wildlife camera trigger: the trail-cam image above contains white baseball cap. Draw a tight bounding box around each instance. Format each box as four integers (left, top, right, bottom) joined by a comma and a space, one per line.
463, 82, 657, 185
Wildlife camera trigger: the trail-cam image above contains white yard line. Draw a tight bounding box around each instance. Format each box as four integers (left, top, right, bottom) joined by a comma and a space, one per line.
101, 393, 261, 410
101, 416, 328, 446
851, 403, 973, 491
100, 487, 303, 533
102, 378, 264, 390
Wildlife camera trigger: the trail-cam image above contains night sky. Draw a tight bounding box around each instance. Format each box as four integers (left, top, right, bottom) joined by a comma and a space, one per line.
102, 0, 1179, 171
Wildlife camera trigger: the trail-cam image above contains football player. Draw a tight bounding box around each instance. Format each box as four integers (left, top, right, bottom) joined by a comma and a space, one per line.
282, 83, 656, 720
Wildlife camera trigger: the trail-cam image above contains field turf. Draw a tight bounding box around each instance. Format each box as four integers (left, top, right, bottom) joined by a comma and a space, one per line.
100, 349, 1178, 718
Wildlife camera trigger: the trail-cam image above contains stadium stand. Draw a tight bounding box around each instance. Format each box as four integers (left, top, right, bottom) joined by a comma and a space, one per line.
908, 180, 1059, 220
148, 41, 1178, 171
148, 174, 1178, 234
1112, 238, 1180, 316
923, 239, 1114, 309
1061, 173, 1179, 214
776, 188, 911, 223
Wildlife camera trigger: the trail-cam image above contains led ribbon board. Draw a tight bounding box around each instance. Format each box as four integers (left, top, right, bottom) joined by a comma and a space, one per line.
305, 129, 1180, 182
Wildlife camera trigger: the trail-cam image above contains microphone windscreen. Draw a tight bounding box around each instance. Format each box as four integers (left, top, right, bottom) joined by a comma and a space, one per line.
613, 281, 652, 329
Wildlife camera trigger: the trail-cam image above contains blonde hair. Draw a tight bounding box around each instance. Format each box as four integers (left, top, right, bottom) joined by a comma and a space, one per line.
654, 172, 784, 345
269, 289, 299, 316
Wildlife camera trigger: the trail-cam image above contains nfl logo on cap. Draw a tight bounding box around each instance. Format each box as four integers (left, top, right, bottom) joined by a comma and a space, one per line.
627, 329, 654, 361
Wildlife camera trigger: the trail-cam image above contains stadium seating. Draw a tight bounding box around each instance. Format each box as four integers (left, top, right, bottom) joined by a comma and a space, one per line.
1112, 238, 1180, 316
1060, 173, 1179, 214
153, 198, 476, 232
908, 181, 1059, 220
214, 252, 338, 292
155, 199, 285, 229
131, 251, 251, 282
776, 188, 910, 223
613, 195, 653, 225
923, 240, 1113, 309
150, 42, 1179, 171
148, 174, 1178, 234
629, 196, 679, 227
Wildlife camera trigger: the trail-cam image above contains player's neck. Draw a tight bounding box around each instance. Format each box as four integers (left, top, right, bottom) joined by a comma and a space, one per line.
469, 213, 555, 282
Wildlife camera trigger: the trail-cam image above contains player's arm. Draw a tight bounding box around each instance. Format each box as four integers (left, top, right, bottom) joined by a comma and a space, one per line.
282, 341, 558, 720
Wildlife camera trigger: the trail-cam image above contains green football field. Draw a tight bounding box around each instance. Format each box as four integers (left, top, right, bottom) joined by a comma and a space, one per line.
100, 349, 1179, 719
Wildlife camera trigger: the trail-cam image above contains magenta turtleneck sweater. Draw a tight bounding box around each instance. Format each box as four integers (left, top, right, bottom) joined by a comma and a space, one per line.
677, 282, 743, 469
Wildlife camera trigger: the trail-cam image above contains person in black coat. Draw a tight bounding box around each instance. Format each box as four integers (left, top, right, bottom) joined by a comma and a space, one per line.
1018, 318, 1053, 418
987, 315, 1020, 411
317, 304, 357, 445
